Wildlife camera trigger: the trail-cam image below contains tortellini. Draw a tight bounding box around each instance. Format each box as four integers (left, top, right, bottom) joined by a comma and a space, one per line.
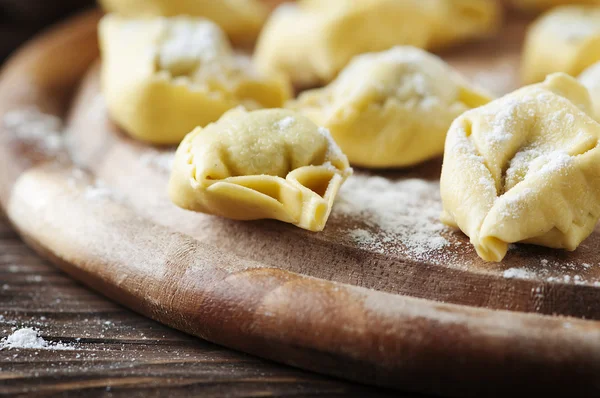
579, 61, 600, 118
254, 0, 501, 87
168, 108, 352, 232
288, 46, 492, 168
98, 0, 268, 44
522, 6, 600, 84
99, 15, 291, 144
440, 73, 600, 262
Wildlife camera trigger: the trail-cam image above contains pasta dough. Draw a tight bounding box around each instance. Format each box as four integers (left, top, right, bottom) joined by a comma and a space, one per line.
522, 6, 600, 84
288, 46, 492, 168
254, 0, 501, 87
579, 61, 600, 118
99, 15, 290, 144
440, 73, 600, 262
98, 0, 268, 43
168, 108, 352, 231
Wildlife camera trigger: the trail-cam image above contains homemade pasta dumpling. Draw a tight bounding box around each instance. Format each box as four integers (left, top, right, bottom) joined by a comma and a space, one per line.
99, 15, 290, 144
522, 6, 600, 84
441, 73, 600, 262
168, 108, 352, 231
428, 0, 503, 50
255, 0, 501, 86
98, 0, 268, 43
289, 47, 492, 168
579, 61, 600, 118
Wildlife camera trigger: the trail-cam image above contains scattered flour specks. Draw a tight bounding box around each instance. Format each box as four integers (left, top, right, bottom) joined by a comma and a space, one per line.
0, 328, 74, 350
3, 107, 64, 154
84, 180, 113, 201
503, 267, 536, 279
276, 116, 295, 130
140, 151, 175, 173
68, 169, 116, 202
334, 175, 451, 261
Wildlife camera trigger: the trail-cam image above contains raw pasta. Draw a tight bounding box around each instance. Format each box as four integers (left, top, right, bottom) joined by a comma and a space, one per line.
441, 73, 600, 262
522, 6, 600, 84
168, 108, 352, 232
288, 46, 492, 168
99, 15, 290, 144
254, 0, 501, 87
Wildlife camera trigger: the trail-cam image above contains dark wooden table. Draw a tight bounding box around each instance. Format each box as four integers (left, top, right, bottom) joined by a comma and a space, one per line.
0, 215, 415, 397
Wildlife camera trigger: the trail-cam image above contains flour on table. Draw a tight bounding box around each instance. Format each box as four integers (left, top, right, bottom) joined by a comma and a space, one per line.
68, 168, 117, 202
2, 107, 64, 155
335, 174, 451, 261
84, 180, 114, 201
500, 256, 599, 285
502, 267, 536, 279
140, 151, 175, 173
0, 328, 74, 350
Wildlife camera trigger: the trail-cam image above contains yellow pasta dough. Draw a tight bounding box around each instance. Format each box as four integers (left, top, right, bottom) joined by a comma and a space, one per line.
254, 0, 501, 86
168, 108, 352, 231
440, 73, 600, 262
288, 46, 492, 168
99, 15, 290, 144
98, 0, 268, 43
579, 61, 600, 118
522, 6, 600, 84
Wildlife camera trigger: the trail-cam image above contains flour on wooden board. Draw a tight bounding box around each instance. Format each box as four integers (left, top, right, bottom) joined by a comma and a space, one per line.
68, 168, 117, 202
2, 107, 64, 154
334, 174, 451, 262
140, 151, 175, 173
501, 256, 600, 286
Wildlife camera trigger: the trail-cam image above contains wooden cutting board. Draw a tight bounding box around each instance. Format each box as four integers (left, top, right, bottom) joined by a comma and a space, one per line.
2, 8, 600, 398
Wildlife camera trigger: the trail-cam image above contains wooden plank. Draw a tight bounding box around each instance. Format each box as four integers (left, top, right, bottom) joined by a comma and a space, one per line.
2, 7, 600, 398
0, 218, 398, 397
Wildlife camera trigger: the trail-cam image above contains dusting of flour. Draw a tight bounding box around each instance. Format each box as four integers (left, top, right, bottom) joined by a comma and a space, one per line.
2, 107, 64, 155
0, 328, 74, 350
334, 174, 452, 262
276, 116, 295, 130
140, 151, 175, 173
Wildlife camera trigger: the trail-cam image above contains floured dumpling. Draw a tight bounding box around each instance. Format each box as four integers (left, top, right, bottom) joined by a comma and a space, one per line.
288, 47, 492, 168
522, 6, 600, 84
254, 0, 501, 87
579, 61, 600, 118
441, 73, 600, 262
168, 108, 352, 231
99, 15, 291, 144
98, 0, 268, 44
509, 0, 600, 12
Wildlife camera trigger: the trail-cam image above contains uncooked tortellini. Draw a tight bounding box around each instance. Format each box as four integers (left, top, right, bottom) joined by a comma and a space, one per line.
255, 0, 501, 86
579, 61, 600, 118
288, 46, 492, 168
99, 15, 290, 144
168, 108, 352, 232
441, 73, 600, 262
522, 6, 600, 84
98, 0, 268, 44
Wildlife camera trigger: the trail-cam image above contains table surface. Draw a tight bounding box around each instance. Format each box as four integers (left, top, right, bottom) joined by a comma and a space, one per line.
0, 215, 419, 397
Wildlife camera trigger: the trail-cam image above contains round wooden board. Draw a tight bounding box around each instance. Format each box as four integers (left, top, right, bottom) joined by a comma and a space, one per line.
2, 8, 600, 398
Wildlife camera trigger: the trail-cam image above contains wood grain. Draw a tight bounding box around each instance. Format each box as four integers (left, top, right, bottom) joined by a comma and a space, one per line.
0, 218, 400, 397
2, 7, 600, 398
67, 17, 600, 322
